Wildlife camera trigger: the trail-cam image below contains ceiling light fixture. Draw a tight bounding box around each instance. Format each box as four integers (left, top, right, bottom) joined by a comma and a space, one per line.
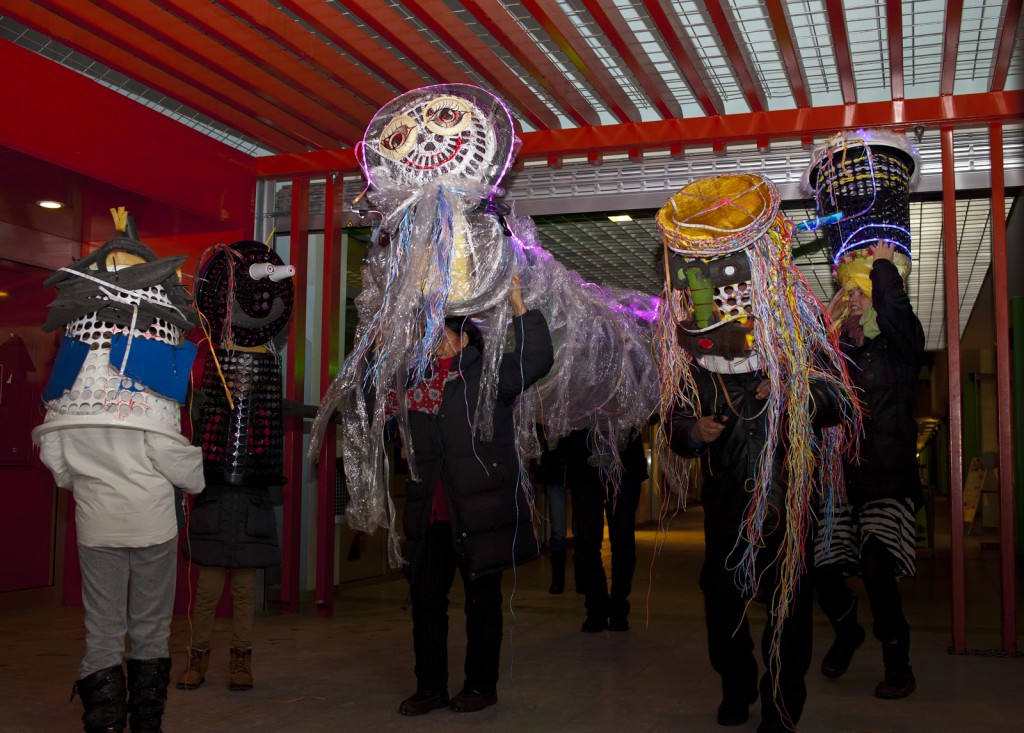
36, 200, 65, 209
608, 214, 632, 223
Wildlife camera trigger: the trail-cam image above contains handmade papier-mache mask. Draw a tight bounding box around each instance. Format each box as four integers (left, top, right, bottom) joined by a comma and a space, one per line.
805, 129, 918, 295
194, 240, 295, 347
33, 237, 200, 442
657, 173, 783, 371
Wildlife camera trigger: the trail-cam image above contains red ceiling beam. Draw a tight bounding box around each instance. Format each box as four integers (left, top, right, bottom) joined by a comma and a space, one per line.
990, 0, 1023, 92
0, 39, 256, 229
256, 90, 1024, 177
886, 0, 905, 100
578, 0, 683, 119
275, 0, 426, 92
764, 0, 809, 108
216, 0, 399, 109
2, 2, 312, 152
341, 0, 560, 131
518, 0, 642, 123
824, 0, 857, 104
704, 0, 766, 113
642, 0, 724, 116
940, 0, 965, 96
151, 0, 372, 133
458, 0, 603, 126
118, 0, 364, 143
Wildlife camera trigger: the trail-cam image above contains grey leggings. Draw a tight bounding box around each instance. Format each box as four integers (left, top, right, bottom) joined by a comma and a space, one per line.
78, 538, 177, 676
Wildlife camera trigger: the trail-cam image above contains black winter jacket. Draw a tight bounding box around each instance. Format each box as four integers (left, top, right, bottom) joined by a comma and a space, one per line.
668, 365, 844, 544
184, 483, 281, 569
842, 259, 925, 506
402, 310, 554, 581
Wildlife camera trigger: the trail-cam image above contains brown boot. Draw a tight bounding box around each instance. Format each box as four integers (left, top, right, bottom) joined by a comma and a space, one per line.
175, 648, 209, 690
229, 648, 253, 691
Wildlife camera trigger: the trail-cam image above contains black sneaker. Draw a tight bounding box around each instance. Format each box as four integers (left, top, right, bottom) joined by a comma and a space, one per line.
875, 667, 916, 699
449, 687, 498, 712
398, 689, 449, 716
821, 624, 866, 678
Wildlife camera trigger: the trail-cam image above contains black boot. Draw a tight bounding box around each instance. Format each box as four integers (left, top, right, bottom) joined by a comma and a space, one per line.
72, 665, 127, 733
126, 658, 171, 733
876, 631, 916, 699
821, 597, 866, 678
548, 550, 566, 594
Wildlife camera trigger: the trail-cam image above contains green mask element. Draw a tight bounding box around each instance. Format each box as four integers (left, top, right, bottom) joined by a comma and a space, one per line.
860, 306, 880, 339
685, 267, 715, 328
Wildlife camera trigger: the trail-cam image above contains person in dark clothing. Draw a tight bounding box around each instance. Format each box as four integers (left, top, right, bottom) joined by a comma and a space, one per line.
536, 429, 569, 594
814, 243, 925, 699
565, 427, 647, 632
398, 279, 554, 717
670, 368, 844, 733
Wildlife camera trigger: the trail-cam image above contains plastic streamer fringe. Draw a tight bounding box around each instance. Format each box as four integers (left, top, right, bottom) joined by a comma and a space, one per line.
655, 176, 862, 670
308, 85, 665, 569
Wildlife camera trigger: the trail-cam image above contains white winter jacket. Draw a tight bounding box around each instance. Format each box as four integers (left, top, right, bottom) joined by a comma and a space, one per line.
38, 427, 205, 548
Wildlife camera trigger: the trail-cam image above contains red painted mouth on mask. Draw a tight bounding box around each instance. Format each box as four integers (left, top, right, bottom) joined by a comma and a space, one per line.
408, 136, 464, 170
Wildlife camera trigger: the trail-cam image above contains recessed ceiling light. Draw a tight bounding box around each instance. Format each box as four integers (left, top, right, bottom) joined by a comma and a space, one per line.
608, 214, 632, 223
37, 200, 65, 209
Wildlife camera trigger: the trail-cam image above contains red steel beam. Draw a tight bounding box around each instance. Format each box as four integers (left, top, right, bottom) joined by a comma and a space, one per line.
764, 0, 809, 108
341, 0, 561, 131
1, 3, 310, 153
518, 0, 641, 123
886, 0, 905, 100
216, 0, 398, 110
315, 174, 343, 618
578, 0, 683, 119
116, 0, 362, 144
0, 39, 257, 229
825, 0, 857, 104
942, 126, 966, 653
940, 0, 965, 96
989, 122, 1018, 653
704, 0, 766, 112
282, 178, 310, 615
642, 0, 724, 116
275, 0, 425, 92
460, 0, 603, 126
255, 90, 1024, 177
990, 0, 1023, 92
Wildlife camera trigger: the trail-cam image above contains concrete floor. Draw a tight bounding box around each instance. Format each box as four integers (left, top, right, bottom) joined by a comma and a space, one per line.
2, 506, 1022, 733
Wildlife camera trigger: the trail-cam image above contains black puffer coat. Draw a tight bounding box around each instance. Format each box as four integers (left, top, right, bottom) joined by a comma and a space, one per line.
842, 259, 925, 507
184, 483, 281, 568
669, 365, 844, 541
402, 310, 554, 580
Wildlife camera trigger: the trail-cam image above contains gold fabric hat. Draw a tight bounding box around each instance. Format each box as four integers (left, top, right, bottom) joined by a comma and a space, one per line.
657, 173, 781, 255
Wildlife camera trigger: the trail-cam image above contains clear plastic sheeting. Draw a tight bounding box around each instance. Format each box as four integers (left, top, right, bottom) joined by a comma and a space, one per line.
309, 84, 663, 568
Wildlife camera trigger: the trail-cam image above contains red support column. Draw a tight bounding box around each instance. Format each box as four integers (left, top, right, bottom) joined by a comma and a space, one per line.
314, 174, 344, 617
941, 128, 966, 652
989, 122, 1018, 653
282, 178, 310, 615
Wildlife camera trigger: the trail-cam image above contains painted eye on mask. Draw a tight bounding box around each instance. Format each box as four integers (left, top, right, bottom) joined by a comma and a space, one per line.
379, 115, 418, 159
423, 97, 472, 136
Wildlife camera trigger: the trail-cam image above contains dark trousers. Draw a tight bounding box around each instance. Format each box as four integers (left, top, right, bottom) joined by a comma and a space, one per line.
571, 477, 641, 620
816, 535, 910, 647
701, 543, 814, 728
410, 521, 503, 695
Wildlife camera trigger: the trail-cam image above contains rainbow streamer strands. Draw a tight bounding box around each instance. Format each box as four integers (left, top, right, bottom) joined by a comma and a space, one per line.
655, 173, 861, 666
805, 129, 918, 295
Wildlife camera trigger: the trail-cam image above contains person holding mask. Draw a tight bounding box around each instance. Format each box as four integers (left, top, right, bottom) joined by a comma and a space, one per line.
397, 278, 554, 716
814, 242, 925, 699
